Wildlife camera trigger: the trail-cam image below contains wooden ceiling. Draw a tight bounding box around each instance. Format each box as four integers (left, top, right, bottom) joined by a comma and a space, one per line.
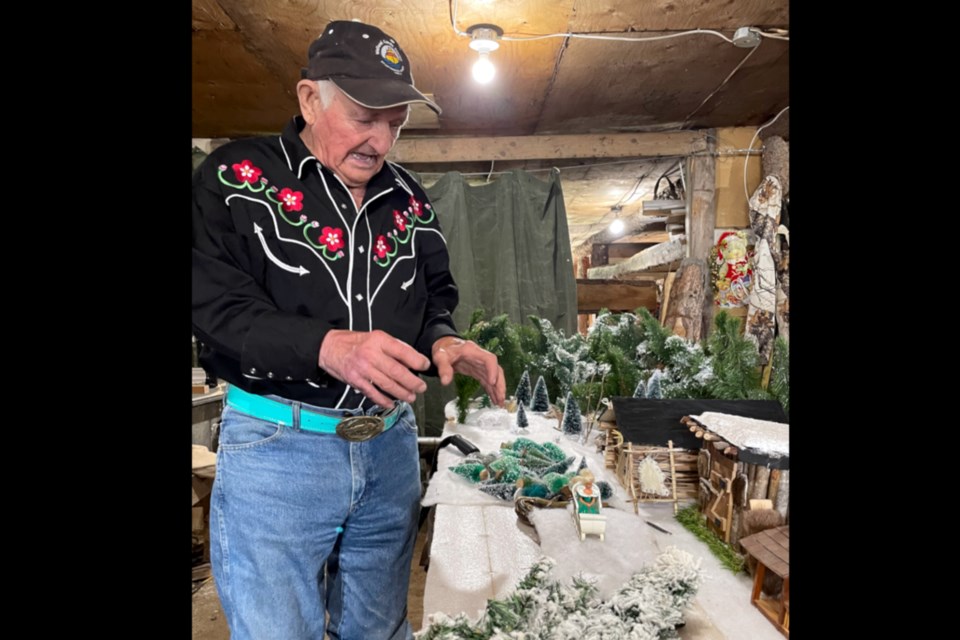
192, 0, 789, 250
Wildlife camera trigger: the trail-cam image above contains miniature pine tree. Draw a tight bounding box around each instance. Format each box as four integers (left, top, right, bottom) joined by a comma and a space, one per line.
541, 455, 575, 475
577, 456, 589, 473
478, 482, 519, 501
487, 456, 522, 484
516, 402, 529, 430
632, 379, 646, 398
449, 463, 487, 483
541, 471, 576, 496
531, 375, 550, 411
515, 369, 532, 407
646, 369, 663, 399
562, 392, 583, 435
517, 481, 550, 499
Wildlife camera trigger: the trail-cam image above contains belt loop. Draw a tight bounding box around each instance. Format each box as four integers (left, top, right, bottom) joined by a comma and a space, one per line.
291, 401, 302, 431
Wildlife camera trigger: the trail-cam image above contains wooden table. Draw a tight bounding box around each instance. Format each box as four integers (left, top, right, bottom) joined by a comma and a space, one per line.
739, 525, 789, 637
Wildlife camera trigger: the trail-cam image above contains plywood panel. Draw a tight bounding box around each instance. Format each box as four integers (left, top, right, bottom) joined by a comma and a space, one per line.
685, 43, 789, 130
193, 0, 237, 31
569, 0, 789, 32
193, 30, 299, 137
576, 279, 658, 313
715, 127, 762, 228
388, 0, 577, 133
537, 34, 787, 134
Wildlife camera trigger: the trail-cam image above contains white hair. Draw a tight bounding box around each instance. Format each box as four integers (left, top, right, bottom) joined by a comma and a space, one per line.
316, 79, 411, 129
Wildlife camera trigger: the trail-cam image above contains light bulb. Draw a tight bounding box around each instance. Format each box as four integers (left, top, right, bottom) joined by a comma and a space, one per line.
609, 218, 624, 234
472, 51, 495, 84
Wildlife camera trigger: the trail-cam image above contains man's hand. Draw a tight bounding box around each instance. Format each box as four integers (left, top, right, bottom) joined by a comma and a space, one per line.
432, 336, 506, 407
319, 329, 430, 407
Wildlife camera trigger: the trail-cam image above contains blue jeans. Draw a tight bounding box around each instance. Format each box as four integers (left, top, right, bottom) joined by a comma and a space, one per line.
210, 397, 421, 640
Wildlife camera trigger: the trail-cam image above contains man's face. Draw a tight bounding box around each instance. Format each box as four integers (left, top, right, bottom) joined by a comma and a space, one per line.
306, 88, 408, 190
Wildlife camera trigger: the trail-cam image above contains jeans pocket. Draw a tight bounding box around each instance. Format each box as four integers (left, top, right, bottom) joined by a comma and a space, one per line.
217, 405, 285, 450
396, 405, 419, 436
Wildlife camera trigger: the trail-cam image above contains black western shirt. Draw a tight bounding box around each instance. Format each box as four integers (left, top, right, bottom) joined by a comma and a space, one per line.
192, 116, 460, 409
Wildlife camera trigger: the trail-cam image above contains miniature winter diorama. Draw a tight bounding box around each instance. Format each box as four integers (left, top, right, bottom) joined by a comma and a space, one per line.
418, 549, 703, 639
569, 469, 606, 541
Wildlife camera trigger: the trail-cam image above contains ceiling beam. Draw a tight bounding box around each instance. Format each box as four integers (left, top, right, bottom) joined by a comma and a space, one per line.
389, 131, 707, 163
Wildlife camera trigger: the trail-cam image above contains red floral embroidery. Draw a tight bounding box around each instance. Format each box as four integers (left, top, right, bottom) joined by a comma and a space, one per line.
231, 160, 262, 184
409, 196, 423, 217
393, 210, 408, 232
279, 188, 304, 212
320, 226, 344, 252
375, 235, 390, 259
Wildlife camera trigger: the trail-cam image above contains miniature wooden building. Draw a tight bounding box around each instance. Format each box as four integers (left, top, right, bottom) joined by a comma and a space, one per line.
614, 440, 682, 514
739, 526, 790, 637
684, 411, 789, 546
596, 399, 787, 515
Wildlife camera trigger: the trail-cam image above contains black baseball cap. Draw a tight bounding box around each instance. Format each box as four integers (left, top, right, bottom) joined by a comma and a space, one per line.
302, 20, 441, 115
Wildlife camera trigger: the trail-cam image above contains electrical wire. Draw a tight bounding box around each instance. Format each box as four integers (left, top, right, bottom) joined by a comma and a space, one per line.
755, 29, 789, 41
451, 0, 734, 44
681, 43, 761, 128
414, 155, 688, 180
743, 105, 790, 202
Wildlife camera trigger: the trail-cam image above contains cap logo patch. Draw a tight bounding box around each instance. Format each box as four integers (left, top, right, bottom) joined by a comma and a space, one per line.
376, 40, 404, 75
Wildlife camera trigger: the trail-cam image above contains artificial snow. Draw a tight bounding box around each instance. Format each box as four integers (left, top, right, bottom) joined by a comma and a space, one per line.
691, 411, 789, 456
422, 402, 786, 639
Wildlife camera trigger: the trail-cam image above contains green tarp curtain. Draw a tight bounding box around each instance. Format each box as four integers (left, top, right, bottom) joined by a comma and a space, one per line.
413, 169, 578, 434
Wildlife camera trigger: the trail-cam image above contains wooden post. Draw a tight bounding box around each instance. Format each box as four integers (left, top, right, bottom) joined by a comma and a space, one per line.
750, 466, 771, 502
668, 440, 679, 514
729, 472, 748, 547
767, 469, 781, 503
662, 257, 708, 341
744, 176, 783, 365
659, 271, 677, 324
774, 470, 789, 521
687, 131, 717, 339
578, 255, 591, 335
776, 241, 790, 343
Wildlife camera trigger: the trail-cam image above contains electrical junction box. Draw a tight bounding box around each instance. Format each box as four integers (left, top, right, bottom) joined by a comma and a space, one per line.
732, 27, 761, 48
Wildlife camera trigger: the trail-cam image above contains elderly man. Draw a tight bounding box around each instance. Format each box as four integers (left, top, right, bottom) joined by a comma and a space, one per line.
192, 20, 504, 640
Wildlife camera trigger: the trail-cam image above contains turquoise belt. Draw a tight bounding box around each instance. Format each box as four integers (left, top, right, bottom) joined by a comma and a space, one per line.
226, 385, 403, 441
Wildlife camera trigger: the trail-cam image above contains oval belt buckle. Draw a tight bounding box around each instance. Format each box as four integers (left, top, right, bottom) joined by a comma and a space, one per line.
336, 415, 385, 442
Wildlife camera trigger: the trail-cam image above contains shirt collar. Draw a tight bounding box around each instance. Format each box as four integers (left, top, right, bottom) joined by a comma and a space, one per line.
279, 116, 318, 180
280, 116, 403, 197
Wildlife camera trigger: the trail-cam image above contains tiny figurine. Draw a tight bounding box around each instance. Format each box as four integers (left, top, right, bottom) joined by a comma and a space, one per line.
570, 469, 607, 541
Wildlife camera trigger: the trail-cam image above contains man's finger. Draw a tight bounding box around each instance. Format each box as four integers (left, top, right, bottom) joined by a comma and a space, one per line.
434, 349, 454, 385
383, 337, 431, 371
372, 361, 428, 403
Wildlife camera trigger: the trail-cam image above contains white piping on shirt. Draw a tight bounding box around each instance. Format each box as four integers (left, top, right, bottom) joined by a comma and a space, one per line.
279, 136, 292, 172
369, 227, 447, 304
225, 194, 348, 306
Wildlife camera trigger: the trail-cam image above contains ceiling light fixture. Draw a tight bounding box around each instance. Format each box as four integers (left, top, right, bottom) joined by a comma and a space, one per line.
609, 205, 624, 234
467, 24, 503, 84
